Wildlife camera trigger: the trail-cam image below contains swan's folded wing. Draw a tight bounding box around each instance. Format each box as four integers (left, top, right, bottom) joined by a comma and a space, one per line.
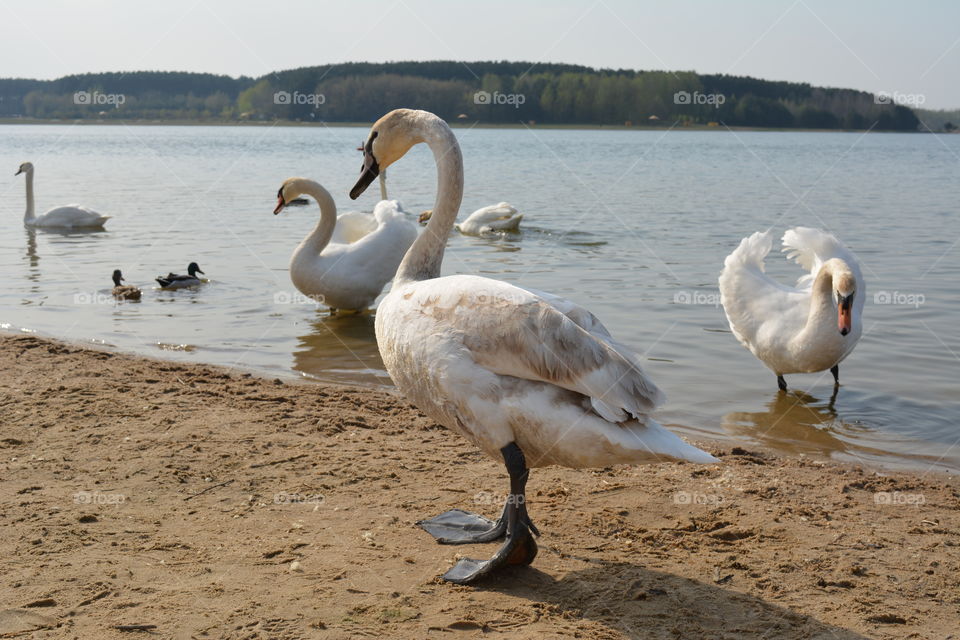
782, 227, 863, 288
331, 210, 378, 245
719, 230, 802, 348
421, 277, 665, 422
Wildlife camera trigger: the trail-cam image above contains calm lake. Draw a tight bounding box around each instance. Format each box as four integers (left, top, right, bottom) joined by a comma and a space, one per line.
1, 123, 958, 473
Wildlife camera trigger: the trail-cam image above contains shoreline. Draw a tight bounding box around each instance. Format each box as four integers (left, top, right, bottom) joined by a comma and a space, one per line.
0, 116, 932, 134
1, 332, 958, 638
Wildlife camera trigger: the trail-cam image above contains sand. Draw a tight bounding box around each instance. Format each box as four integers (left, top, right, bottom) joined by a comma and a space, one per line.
0, 333, 957, 639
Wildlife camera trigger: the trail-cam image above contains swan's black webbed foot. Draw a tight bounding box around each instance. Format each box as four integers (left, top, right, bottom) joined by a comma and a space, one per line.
777, 375, 787, 392
418, 508, 507, 544
830, 365, 840, 385
421, 442, 538, 584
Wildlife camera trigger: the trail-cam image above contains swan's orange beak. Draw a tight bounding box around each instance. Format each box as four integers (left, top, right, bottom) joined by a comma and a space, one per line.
273, 193, 285, 215
838, 296, 852, 336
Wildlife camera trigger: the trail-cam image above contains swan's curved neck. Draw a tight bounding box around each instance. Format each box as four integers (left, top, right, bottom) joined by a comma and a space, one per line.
379, 171, 388, 201
807, 261, 845, 326
394, 120, 463, 283
23, 170, 35, 222
294, 179, 337, 254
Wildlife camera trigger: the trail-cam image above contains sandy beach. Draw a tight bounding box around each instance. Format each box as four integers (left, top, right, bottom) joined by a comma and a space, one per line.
0, 333, 957, 639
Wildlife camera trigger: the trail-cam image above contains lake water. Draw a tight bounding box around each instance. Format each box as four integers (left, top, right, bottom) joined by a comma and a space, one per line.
2, 123, 958, 473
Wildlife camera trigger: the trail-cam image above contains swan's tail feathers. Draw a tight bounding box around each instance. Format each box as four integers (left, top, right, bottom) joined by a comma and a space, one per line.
614, 418, 719, 465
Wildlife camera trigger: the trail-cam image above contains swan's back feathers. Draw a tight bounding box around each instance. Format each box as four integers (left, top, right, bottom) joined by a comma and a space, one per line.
35, 205, 109, 228
458, 202, 523, 234
719, 230, 807, 353
330, 210, 378, 245
782, 227, 863, 290
416, 276, 665, 422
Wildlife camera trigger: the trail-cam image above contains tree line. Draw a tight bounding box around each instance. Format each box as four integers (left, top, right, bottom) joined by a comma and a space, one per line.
0, 62, 926, 131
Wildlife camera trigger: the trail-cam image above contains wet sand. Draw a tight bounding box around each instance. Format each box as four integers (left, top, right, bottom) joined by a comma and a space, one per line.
0, 333, 957, 639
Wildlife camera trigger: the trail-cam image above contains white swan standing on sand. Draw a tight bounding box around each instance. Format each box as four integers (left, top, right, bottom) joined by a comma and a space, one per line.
718, 227, 864, 391
15, 162, 110, 229
349, 109, 716, 584
419, 201, 523, 235
274, 177, 417, 312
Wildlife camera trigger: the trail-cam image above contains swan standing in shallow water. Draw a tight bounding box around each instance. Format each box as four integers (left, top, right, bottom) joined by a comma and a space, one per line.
274, 177, 417, 312
15, 162, 110, 229
419, 201, 523, 235
718, 227, 864, 391
350, 109, 716, 584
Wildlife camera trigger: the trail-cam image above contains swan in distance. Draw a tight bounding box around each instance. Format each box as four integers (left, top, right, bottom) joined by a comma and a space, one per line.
718, 227, 864, 391
419, 201, 523, 235
350, 109, 716, 584
15, 162, 110, 229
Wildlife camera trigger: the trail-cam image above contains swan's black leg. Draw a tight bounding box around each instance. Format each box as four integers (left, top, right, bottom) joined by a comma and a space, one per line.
777, 375, 787, 392
830, 365, 840, 385
418, 444, 538, 544
436, 443, 538, 584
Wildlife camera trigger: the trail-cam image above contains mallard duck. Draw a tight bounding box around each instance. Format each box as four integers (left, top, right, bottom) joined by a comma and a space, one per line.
156, 262, 205, 289
111, 269, 142, 301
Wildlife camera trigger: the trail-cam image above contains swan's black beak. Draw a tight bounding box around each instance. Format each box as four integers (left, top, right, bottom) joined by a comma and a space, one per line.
350, 135, 380, 200
14, 168, 23, 176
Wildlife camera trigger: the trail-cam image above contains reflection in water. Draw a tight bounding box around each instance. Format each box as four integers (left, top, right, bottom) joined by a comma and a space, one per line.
24, 228, 39, 281
291, 312, 387, 386
723, 388, 877, 460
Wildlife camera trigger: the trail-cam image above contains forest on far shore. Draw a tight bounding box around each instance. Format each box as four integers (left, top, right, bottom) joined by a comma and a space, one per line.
0, 61, 947, 131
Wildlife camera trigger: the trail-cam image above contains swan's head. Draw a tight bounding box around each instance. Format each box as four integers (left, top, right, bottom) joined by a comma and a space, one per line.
418, 209, 433, 225
350, 109, 426, 200
274, 177, 308, 215
112, 269, 124, 286
826, 258, 856, 336
15, 161, 34, 176
187, 262, 204, 277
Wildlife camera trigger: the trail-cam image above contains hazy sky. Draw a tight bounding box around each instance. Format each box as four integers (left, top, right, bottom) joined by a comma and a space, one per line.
1, 0, 957, 109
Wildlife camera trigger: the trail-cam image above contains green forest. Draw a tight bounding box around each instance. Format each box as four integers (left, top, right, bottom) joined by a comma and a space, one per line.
0, 61, 940, 131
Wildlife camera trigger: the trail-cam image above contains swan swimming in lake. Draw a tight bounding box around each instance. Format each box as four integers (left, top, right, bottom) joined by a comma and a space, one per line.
274, 177, 417, 311
419, 201, 523, 235
718, 227, 864, 391
350, 109, 716, 584
15, 162, 110, 229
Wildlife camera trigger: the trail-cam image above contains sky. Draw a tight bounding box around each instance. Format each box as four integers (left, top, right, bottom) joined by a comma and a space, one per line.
0, 0, 957, 109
